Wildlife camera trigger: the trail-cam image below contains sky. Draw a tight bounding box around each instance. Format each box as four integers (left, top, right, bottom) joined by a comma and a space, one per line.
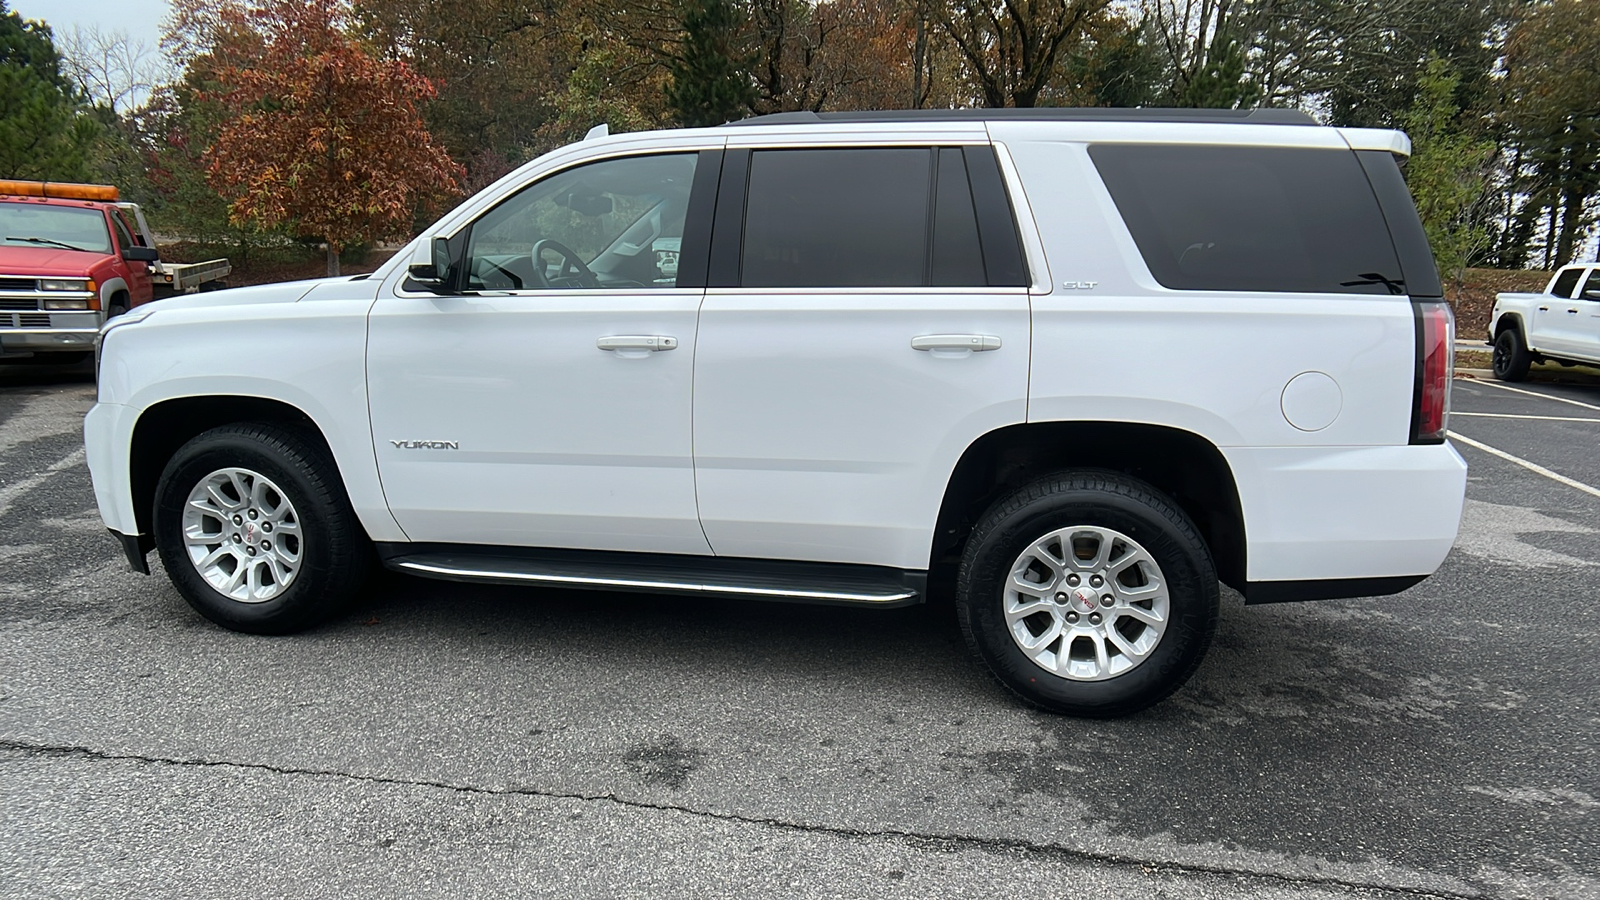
10, 0, 169, 53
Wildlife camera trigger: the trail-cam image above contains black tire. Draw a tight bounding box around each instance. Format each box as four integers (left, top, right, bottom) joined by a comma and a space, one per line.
1493, 327, 1532, 382
153, 423, 370, 634
956, 471, 1219, 718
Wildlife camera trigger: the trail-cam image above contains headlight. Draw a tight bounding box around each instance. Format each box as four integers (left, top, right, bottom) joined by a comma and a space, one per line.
43, 299, 90, 310
40, 278, 91, 291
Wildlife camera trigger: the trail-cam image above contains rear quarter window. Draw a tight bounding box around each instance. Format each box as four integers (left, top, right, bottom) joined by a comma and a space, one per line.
1089, 144, 1406, 296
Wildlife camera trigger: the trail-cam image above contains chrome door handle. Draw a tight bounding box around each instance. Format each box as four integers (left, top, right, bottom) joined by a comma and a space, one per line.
911, 334, 1002, 352
598, 335, 678, 352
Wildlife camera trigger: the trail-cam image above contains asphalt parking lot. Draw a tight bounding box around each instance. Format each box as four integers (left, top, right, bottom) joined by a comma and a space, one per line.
1, 361, 1596, 899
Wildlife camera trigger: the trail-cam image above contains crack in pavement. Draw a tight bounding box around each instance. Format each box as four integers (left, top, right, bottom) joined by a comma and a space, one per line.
0, 738, 1481, 900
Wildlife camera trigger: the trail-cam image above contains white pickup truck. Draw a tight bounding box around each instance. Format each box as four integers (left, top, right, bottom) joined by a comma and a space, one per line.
1488, 263, 1600, 380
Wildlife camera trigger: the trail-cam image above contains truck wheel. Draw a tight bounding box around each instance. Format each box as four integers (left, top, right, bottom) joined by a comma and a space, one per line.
1493, 328, 1532, 381
152, 423, 370, 634
956, 471, 1218, 718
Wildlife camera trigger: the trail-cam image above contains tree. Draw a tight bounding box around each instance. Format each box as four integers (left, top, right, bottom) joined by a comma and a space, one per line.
0, 2, 100, 180
1497, 0, 1600, 268
1144, 0, 1256, 107
1402, 55, 1494, 287
57, 25, 170, 116
665, 0, 756, 126
201, 0, 464, 275
933, 0, 1114, 108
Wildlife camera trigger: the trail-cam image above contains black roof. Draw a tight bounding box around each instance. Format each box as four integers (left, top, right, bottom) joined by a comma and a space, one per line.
723, 108, 1317, 127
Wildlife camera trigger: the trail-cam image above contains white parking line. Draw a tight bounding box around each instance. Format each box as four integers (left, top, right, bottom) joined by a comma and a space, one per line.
0, 448, 87, 518
1450, 432, 1600, 501
1453, 411, 1600, 423
1464, 378, 1600, 412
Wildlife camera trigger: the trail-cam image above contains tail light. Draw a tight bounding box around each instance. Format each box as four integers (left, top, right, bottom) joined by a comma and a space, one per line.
1410, 300, 1454, 444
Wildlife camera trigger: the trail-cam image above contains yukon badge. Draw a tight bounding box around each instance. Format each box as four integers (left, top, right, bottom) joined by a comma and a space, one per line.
391, 439, 460, 450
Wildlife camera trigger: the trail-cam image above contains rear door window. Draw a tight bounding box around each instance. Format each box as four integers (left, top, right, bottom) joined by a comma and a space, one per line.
1550, 268, 1584, 299
741, 148, 931, 288
719, 146, 1022, 290
1089, 144, 1406, 295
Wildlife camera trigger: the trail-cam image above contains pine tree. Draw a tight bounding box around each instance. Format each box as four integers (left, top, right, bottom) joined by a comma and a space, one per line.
665, 0, 756, 128
0, 1, 100, 180
1402, 54, 1494, 287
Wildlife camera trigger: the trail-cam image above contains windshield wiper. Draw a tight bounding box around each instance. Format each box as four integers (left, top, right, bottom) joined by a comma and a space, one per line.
1340, 272, 1407, 295
5, 235, 93, 252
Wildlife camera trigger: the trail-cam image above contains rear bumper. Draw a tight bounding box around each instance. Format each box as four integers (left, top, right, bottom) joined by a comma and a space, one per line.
1225, 441, 1467, 587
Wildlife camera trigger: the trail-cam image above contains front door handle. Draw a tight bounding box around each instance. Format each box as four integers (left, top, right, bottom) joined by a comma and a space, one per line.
598, 335, 678, 352
911, 334, 1002, 352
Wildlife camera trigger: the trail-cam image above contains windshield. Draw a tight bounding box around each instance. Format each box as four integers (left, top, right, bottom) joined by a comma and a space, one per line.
0, 202, 113, 254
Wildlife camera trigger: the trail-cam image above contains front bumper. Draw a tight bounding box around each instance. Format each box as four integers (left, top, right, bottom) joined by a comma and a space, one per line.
0, 326, 100, 352
84, 401, 142, 537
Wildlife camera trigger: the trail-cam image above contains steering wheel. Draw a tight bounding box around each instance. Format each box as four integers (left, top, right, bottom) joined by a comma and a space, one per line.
530, 239, 601, 289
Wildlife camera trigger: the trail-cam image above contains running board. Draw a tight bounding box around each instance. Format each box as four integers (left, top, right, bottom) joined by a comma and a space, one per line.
376, 543, 925, 608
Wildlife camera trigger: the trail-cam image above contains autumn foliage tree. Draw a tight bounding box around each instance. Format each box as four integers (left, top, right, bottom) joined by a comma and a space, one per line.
201, 0, 461, 275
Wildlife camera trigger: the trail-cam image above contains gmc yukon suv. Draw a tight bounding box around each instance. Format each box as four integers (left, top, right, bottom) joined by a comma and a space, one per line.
86, 109, 1467, 717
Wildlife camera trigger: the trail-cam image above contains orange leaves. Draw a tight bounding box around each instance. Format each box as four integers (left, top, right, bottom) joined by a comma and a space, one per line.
200, 0, 463, 251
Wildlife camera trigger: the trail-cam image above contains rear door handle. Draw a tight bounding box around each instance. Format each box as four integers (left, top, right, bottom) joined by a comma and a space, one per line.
911, 334, 1002, 352
598, 335, 678, 352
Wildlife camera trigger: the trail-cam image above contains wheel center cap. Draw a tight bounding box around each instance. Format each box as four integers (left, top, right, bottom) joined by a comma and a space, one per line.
244, 522, 258, 544
1072, 587, 1098, 612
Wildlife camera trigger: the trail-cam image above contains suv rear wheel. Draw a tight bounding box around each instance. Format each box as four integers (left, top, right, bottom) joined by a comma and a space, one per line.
956, 471, 1218, 717
153, 423, 370, 634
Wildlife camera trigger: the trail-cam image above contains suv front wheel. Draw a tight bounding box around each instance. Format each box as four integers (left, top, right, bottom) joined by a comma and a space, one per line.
153, 423, 370, 634
956, 471, 1218, 717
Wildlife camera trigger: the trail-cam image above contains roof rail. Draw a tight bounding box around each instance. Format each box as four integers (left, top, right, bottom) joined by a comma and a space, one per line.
723, 108, 1317, 127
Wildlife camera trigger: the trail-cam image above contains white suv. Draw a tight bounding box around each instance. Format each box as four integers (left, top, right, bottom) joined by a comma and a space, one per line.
86, 109, 1467, 716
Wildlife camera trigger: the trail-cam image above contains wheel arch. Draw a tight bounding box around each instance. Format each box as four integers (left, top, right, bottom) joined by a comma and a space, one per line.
1492, 313, 1526, 344
128, 395, 335, 539
98, 277, 129, 312
932, 421, 1247, 593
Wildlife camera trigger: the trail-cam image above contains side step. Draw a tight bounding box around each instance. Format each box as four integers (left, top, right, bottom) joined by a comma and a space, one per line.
376, 543, 925, 608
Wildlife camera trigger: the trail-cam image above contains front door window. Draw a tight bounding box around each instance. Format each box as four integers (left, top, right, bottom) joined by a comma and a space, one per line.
465, 153, 698, 292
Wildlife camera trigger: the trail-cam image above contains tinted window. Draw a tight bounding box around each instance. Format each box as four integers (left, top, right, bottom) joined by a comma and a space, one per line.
465, 153, 697, 291
932, 148, 987, 286
742, 148, 930, 287
1090, 144, 1405, 295
1355, 150, 1442, 298
962, 146, 1029, 287
1551, 268, 1583, 299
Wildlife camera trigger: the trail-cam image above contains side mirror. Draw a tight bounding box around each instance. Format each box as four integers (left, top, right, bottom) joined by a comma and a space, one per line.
1584, 288, 1600, 301
122, 245, 160, 263
407, 236, 453, 292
